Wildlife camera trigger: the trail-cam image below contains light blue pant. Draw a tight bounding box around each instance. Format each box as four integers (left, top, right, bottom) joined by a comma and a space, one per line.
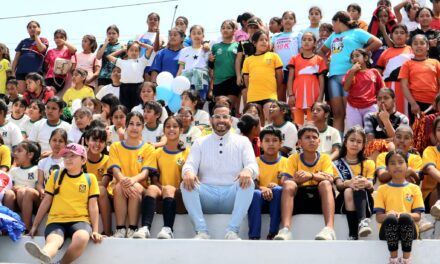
180, 181, 255, 233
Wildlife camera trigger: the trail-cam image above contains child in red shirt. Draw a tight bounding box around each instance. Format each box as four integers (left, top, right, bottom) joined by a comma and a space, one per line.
343, 48, 385, 128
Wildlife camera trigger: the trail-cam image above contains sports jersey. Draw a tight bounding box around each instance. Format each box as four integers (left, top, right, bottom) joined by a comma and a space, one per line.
142, 124, 164, 144
63, 86, 95, 107
28, 120, 71, 152
376, 152, 422, 174
149, 48, 181, 77
272, 31, 302, 70
155, 147, 190, 187
318, 126, 341, 155
374, 182, 424, 215
211, 42, 238, 84
257, 155, 288, 186
108, 141, 157, 187
422, 146, 440, 199
10, 165, 38, 188
242, 52, 283, 102
86, 154, 109, 182
45, 170, 100, 224
15, 37, 49, 74
281, 152, 333, 187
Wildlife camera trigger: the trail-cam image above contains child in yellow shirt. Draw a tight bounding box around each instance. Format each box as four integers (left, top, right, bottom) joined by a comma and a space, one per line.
274, 125, 336, 240
62, 68, 95, 107
374, 150, 424, 264
248, 126, 287, 240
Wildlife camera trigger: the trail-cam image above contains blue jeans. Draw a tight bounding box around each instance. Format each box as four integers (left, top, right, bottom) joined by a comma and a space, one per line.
247, 186, 282, 239
191, 84, 209, 100
180, 181, 255, 233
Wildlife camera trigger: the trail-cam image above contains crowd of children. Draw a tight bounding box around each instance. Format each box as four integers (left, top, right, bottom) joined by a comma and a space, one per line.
2, 1, 440, 263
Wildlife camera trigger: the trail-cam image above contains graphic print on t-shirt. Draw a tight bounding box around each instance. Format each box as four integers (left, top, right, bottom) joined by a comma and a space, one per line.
332, 37, 344, 54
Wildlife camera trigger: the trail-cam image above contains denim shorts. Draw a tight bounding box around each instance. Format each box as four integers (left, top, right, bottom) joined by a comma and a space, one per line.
328, 74, 347, 99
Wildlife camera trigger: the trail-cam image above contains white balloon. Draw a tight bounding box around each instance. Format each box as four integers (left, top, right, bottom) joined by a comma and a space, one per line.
171, 76, 191, 95
156, 72, 174, 88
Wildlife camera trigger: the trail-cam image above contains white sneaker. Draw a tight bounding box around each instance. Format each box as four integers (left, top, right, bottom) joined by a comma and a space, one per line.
273, 227, 292, 240
113, 228, 127, 238
400, 257, 411, 264
194, 231, 210, 239
132, 226, 150, 239
224, 231, 241, 240
358, 218, 372, 237
388, 257, 399, 264
157, 227, 174, 239
25, 241, 51, 264
430, 200, 440, 218
419, 215, 434, 233
315, 227, 336, 240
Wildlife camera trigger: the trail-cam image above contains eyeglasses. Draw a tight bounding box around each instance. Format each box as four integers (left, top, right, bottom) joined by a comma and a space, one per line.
212, 114, 231, 120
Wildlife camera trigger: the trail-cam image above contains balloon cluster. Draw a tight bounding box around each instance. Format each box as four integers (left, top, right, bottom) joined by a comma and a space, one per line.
155, 72, 191, 113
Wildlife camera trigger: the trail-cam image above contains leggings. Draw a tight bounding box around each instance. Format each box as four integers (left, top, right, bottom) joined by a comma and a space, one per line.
379, 214, 417, 253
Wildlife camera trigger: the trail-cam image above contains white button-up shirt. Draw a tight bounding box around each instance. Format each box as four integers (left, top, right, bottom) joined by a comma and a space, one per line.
182, 131, 259, 186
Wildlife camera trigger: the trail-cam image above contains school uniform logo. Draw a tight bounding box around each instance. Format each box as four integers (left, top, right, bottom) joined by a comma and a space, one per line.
405, 193, 413, 203
28, 172, 34, 180
2, 132, 7, 137
155, 136, 162, 143
137, 155, 144, 163
216, 48, 223, 55
79, 184, 86, 193
176, 158, 185, 167
326, 135, 331, 141
186, 137, 192, 143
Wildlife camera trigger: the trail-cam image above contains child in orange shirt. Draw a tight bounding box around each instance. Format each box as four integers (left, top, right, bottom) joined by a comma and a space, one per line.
287, 32, 327, 126
399, 34, 440, 122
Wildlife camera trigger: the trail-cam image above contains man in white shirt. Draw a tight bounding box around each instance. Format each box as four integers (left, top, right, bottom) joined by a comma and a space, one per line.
181, 105, 258, 240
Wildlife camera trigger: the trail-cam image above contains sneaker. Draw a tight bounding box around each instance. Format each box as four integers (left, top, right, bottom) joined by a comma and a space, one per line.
273, 227, 292, 240
157, 227, 174, 239
224, 231, 240, 240
113, 228, 127, 238
430, 200, 440, 218
25, 241, 51, 264
400, 257, 411, 264
315, 227, 336, 240
388, 257, 399, 264
266, 233, 276, 240
358, 218, 372, 237
194, 231, 210, 239
132, 226, 149, 239
419, 215, 434, 233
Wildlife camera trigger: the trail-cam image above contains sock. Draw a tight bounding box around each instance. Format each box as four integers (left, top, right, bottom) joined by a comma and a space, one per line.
353, 190, 367, 220
116, 225, 125, 230
141, 196, 156, 228
346, 211, 358, 238
129, 225, 138, 231
163, 197, 176, 230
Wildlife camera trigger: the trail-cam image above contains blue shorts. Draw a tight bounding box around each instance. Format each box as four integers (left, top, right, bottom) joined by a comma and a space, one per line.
328, 74, 347, 99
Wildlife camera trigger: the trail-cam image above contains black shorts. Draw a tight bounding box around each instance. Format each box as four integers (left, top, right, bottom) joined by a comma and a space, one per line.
98, 78, 112, 87
282, 70, 289, 84
45, 78, 66, 92
424, 192, 432, 214
334, 190, 374, 216
45, 221, 92, 239
213, 77, 241, 97
249, 99, 273, 108
293, 186, 323, 214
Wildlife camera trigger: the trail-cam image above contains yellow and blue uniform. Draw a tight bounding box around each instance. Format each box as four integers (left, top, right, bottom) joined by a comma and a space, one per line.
281, 152, 333, 186
62, 85, 95, 107
333, 159, 375, 181
108, 141, 157, 187
155, 147, 190, 188
376, 151, 422, 184
374, 182, 424, 231
86, 154, 109, 182
257, 155, 288, 187
44, 170, 100, 225
0, 144, 11, 170
421, 146, 440, 200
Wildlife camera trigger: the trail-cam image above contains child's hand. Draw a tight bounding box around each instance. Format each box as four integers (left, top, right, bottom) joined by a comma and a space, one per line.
429, 38, 438, 48
116, 127, 125, 140
267, 182, 278, 189
287, 95, 296, 109
261, 187, 273, 201
28, 226, 38, 238
91, 231, 103, 243
202, 42, 210, 52
410, 102, 421, 116
104, 38, 110, 45
351, 62, 362, 73
378, 104, 390, 122
35, 28, 41, 37
236, 75, 243, 87
208, 54, 216, 62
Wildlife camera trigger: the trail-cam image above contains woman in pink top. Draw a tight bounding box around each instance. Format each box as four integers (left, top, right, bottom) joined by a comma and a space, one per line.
71, 35, 102, 91
44, 29, 77, 92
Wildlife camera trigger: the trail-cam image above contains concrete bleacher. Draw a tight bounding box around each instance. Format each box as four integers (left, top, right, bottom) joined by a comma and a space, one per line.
2, 214, 440, 263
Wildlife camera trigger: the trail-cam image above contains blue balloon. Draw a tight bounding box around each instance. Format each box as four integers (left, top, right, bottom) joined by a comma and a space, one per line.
156, 85, 173, 102
168, 93, 182, 113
